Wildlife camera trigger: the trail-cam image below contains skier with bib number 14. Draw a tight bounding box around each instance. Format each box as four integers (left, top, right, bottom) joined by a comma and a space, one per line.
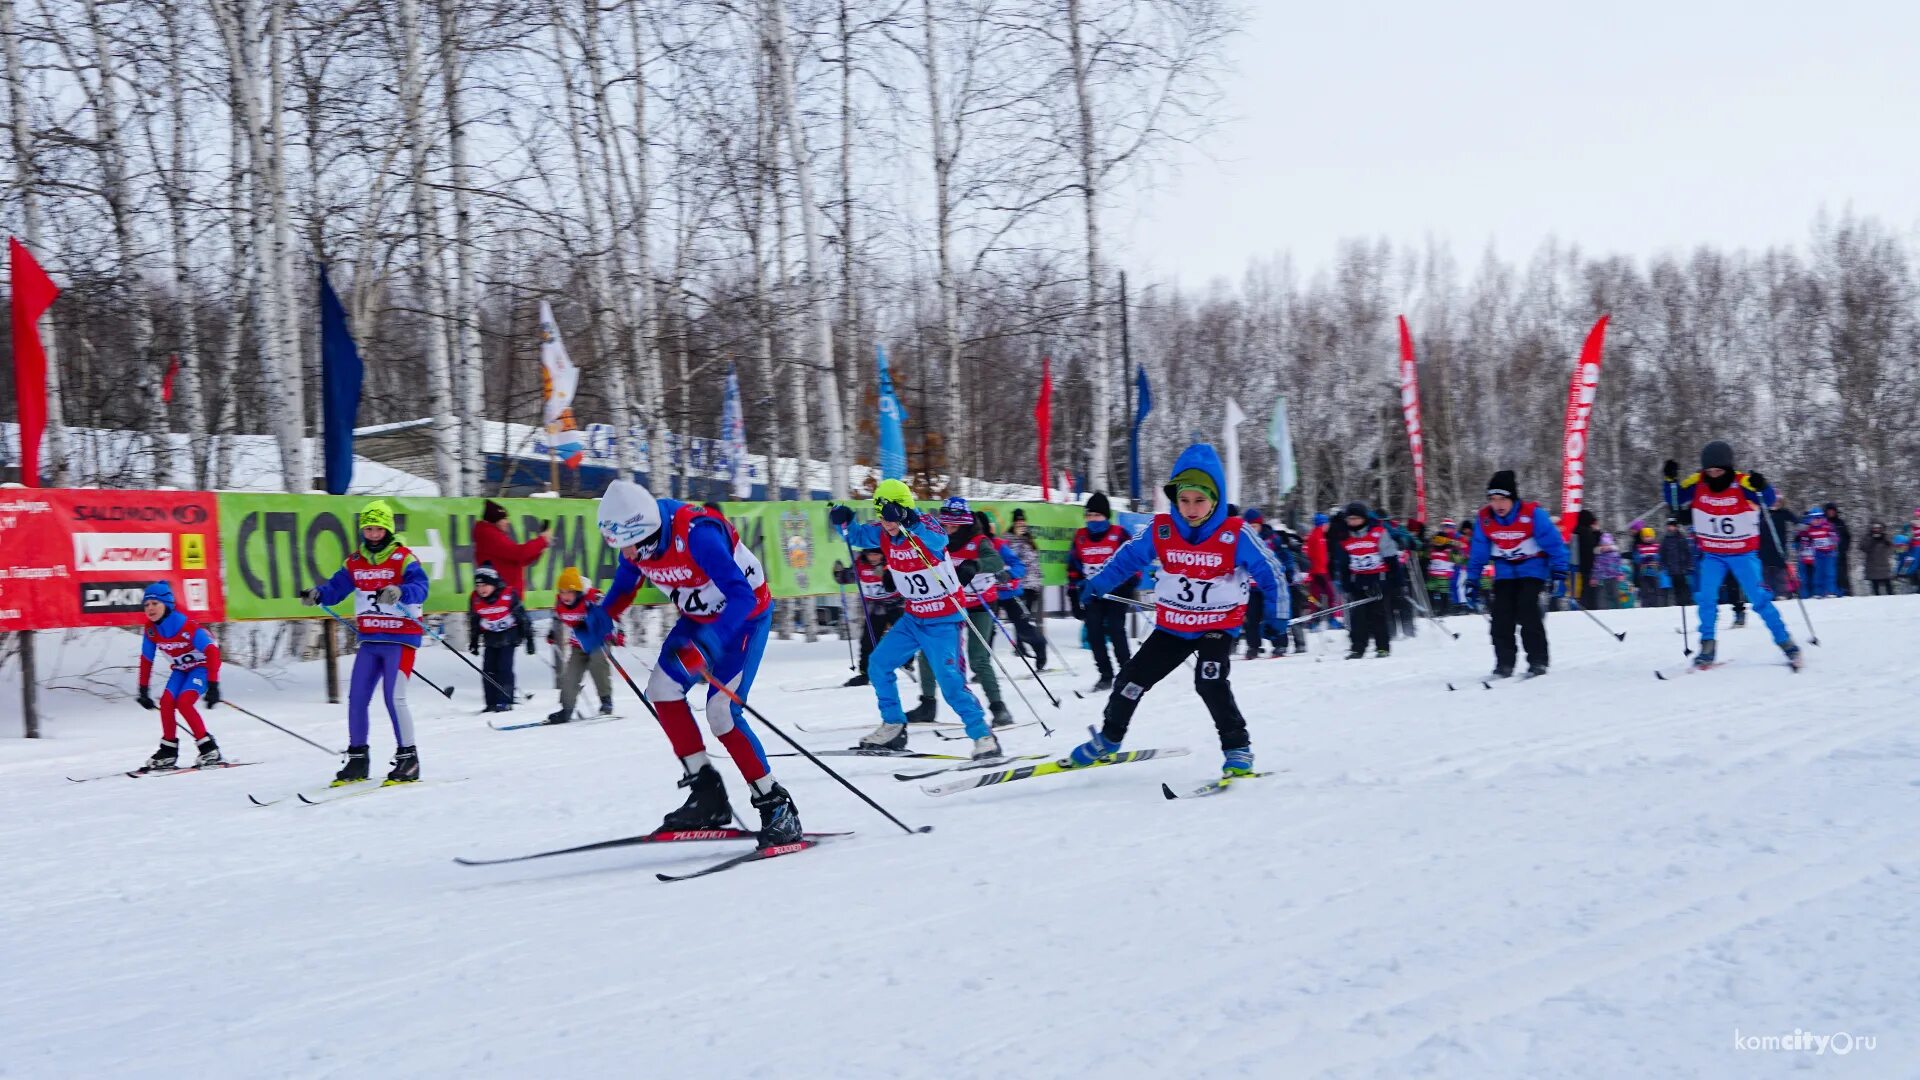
1663, 441, 1803, 671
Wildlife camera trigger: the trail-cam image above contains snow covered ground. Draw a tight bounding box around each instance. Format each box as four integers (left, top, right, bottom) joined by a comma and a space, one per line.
3, 598, 1915, 1079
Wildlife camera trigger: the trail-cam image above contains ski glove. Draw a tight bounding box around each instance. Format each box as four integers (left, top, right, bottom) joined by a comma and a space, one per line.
828, 504, 855, 528
1465, 579, 1482, 605
994, 569, 1018, 586
204, 681, 221, 708
1742, 471, 1768, 492
970, 573, 997, 594
1551, 572, 1569, 600
1662, 459, 1680, 481
468, 638, 480, 656
879, 501, 918, 525
299, 587, 322, 607
136, 685, 156, 711
660, 623, 722, 689
375, 585, 402, 605
572, 605, 616, 656
1077, 579, 1105, 608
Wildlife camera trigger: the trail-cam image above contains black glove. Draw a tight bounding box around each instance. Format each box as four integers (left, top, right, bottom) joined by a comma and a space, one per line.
525, 638, 536, 656
1743, 470, 1768, 491
828, 504, 854, 528
469, 638, 480, 656
204, 681, 221, 707
1662, 459, 1679, 481
299, 587, 322, 607
136, 685, 155, 711
880, 501, 918, 526
1069, 594, 1086, 621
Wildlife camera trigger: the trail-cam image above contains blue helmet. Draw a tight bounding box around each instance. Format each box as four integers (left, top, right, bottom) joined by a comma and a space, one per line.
1312, 512, 1329, 526
142, 581, 175, 609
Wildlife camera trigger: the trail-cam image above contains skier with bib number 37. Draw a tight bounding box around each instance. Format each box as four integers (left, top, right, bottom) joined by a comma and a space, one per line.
1072, 443, 1289, 779
1663, 442, 1803, 670
570, 480, 801, 847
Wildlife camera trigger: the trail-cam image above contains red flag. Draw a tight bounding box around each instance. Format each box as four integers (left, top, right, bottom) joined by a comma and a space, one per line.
1559, 314, 1611, 536
1035, 355, 1053, 501
161, 353, 180, 404
1397, 316, 1427, 524
9, 237, 59, 488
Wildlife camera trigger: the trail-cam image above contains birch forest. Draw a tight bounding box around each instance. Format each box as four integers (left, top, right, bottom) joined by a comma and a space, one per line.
7, 0, 1920, 529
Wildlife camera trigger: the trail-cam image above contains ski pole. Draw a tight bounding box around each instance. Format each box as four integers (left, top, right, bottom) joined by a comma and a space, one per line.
422, 622, 531, 703
218, 700, 343, 756
1564, 598, 1627, 642
1406, 580, 1459, 640
1664, 490, 1694, 655
682, 657, 931, 837
317, 606, 454, 699
834, 577, 859, 671
603, 646, 662, 721
840, 530, 879, 671
903, 529, 1070, 721
1758, 497, 1820, 645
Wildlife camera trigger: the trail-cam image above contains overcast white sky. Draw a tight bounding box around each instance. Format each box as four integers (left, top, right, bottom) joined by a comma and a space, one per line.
1123, 0, 1920, 287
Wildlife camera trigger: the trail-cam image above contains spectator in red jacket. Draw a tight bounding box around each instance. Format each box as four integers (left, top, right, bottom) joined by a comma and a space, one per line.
1304, 511, 1335, 615
473, 499, 551, 596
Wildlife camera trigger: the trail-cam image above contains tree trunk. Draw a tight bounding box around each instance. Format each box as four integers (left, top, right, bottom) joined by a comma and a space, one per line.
920, 0, 963, 494
623, 1, 667, 494
437, 0, 485, 499
164, 1, 209, 489
2, 0, 66, 486
396, 0, 460, 495
1065, 0, 1111, 491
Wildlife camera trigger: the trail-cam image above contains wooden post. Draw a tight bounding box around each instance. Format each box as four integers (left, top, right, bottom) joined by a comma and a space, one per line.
322, 618, 339, 703
19, 631, 40, 738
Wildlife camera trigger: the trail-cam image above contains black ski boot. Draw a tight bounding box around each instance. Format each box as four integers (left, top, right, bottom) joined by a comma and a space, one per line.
385, 745, 420, 785
1346, 649, 1366, 660
1092, 675, 1114, 692
843, 672, 870, 687
1731, 610, 1748, 629
750, 783, 804, 848
1525, 663, 1549, 678
989, 701, 1015, 728
1490, 665, 1513, 679
658, 765, 733, 831
598, 699, 615, 716
1692, 639, 1718, 670
141, 739, 180, 773
193, 735, 223, 767
334, 745, 371, 786
904, 696, 938, 724
546, 706, 573, 724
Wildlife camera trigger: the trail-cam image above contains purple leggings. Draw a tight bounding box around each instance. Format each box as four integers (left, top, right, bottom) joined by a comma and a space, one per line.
349, 643, 416, 747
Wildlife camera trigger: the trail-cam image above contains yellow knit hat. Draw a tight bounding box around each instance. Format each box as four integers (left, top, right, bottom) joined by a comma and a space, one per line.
556, 566, 586, 593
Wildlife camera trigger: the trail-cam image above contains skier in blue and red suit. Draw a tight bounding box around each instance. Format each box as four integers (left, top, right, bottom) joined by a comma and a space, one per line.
1662, 441, 1803, 669
133, 581, 225, 772
1462, 470, 1571, 678
571, 479, 802, 847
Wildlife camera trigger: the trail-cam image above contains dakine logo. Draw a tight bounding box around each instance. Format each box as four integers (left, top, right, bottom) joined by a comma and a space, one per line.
73, 505, 169, 524
73, 533, 173, 573
79, 581, 150, 614
171, 504, 209, 525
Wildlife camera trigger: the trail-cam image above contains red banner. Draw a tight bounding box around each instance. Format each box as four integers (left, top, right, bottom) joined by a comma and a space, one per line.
1559, 314, 1611, 536
1035, 355, 1053, 501
0, 489, 225, 632
1397, 315, 1426, 523
9, 237, 58, 487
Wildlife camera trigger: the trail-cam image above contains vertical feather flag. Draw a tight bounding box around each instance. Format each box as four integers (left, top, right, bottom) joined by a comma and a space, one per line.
721, 362, 751, 497
318, 268, 364, 496
875, 344, 907, 480
537, 300, 584, 468
1559, 314, 1611, 535
1269, 395, 1297, 500
1035, 356, 1053, 501
161, 354, 180, 404
8, 237, 57, 487
1221, 397, 1247, 508
1129, 365, 1152, 504
1397, 316, 1427, 523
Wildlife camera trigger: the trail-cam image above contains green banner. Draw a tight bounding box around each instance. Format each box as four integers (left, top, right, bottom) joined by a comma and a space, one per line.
215, 493, 1090, 621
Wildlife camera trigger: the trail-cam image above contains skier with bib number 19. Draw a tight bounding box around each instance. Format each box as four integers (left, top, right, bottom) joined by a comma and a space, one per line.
1663, 441, 1803, 670
1071, 443, 1289, 779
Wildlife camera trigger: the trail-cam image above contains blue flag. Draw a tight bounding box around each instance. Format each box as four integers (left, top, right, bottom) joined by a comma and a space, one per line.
1128, 365, 1152, 503
721, 362, 750, 496
319, 268, 363, 496
876, 344, 908, 480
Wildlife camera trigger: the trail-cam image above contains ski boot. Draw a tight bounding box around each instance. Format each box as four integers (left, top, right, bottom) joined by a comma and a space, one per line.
193, 735, 224, 768
1692, 639, 1718, 670
1489, 665, 1513, 679
1375, 647, 1391, 658
1065, 726, 1121, 768
1525, 663, 1549, 678
140, 739, 180, 773
333, 745, 371, 786
843, 672, 870, 687
989, 701, 1015, 728
1092, 675, 1114, 693
1731, 610, 1748, 629
546, 707, 574, 724
1780, 639, 1803, 671
1345, 649, 1366, 660
750, 783, 803, 848
659, 765, 733, 831
598, 699, 615, 717
858, 722, 909, 751
1244, 646, 1264, 660
971, 734, 1004, 762
384, 745, 420, 785
904, 697, 938, 724
1222, 747, 1255, 778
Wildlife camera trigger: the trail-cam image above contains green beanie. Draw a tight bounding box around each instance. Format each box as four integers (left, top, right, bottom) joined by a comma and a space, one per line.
1170, 468, 1218, 502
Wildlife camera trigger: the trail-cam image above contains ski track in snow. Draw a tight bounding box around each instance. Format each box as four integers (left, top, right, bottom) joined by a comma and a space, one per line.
3, 599, 1918, 1079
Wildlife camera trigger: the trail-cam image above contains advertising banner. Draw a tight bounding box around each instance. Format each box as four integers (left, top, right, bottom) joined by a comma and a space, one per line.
0, 489, 225, 631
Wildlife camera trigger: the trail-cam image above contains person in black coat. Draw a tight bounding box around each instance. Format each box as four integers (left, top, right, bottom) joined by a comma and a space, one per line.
1572, 509, 1600, 607
1657, 518, 1695, 607
1825, 502, 1853, 596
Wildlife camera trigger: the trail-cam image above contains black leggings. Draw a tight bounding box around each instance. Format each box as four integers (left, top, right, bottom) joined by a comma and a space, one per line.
1100, 629, 1247, 751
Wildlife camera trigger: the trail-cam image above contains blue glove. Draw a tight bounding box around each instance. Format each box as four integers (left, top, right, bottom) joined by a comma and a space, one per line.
659, 622, 723, 689
828, 504, 854, 528
1077, 579, 1104, 607
1551, 572, 1569, 600
573, 604, 615, 655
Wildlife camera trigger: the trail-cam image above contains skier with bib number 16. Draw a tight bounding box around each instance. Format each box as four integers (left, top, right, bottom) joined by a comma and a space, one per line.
1071, 443, 1289, 779
1663, 441, 1803, 670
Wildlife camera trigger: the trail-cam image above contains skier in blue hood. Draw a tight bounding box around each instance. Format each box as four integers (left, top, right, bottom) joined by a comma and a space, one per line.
1074, 443, 1289, 779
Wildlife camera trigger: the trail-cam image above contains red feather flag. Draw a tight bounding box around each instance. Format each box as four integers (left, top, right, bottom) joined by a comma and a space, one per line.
1035, 356, 1053, 501
8, 237, 59, 488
